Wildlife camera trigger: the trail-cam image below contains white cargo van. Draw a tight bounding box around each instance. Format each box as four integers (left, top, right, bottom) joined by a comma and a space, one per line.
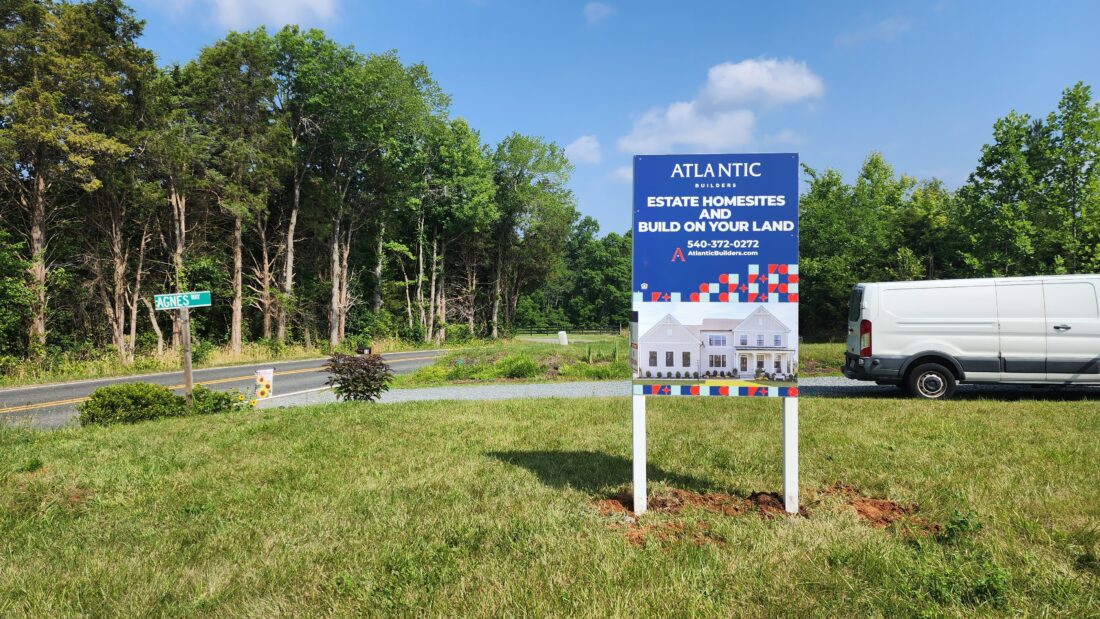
843, 275, 1100, 399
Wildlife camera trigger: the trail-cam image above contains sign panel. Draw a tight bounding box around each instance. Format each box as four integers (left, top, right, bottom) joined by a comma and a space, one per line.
631, 153, 799, 398
255, 368, 274, 399
154, 291, 212, 311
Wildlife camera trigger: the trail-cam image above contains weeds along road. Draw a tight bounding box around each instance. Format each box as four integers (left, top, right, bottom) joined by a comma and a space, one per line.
0, 350, 446, 429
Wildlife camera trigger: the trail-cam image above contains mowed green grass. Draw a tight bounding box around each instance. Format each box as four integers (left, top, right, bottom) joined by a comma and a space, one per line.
2, 396, 1099, 616
800, 342, 846, 376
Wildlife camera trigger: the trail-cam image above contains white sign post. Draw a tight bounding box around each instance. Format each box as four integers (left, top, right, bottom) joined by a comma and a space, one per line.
630, 153, 800, 515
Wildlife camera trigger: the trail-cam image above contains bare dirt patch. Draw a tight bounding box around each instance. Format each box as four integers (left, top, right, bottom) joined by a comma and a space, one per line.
821, 481, 938, 534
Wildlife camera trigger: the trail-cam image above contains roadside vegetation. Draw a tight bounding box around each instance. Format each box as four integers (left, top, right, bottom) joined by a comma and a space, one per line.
392, 338, 631, 388
800, 342, 845, 376
2, 396, 1097, 616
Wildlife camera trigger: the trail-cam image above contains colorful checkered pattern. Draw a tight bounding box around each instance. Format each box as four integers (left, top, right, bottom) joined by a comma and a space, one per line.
636, 263, 799, 304
634, 384, 798, 398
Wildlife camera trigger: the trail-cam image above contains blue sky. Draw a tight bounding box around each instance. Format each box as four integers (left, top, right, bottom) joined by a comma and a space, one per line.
134, 0, 1100, 234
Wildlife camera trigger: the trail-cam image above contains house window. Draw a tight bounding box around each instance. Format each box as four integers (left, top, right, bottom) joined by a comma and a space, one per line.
648, 351, 657, 367
740, 356, 748, 372
739, 334, 748, 346
774, 359, 782, 370
774, 335, 781, 347
709, 354, 726, 368
756, 334, 764, 347
682, 351, 691, 367
708, 335, 726, 347
757, 358, 765, 369
665, 351, 674, 367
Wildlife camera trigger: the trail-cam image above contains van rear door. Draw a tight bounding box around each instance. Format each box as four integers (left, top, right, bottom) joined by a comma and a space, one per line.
995, 281, 1046, 382
847, 285, 864, 356
1045, 281, 1100, 383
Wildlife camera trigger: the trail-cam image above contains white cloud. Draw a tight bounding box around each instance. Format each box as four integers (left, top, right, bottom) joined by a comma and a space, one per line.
835, 17, 911, 48
617, 57, 823, 154
611, 166, 633, 183
584, 2, 615, 25
702, 58, 824, 108
565, 135, 602, 165
146, 0, 338, 29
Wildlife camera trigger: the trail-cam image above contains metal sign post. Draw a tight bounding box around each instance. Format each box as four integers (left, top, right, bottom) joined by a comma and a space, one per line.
153, 291, 211, 404
630, 153, 800, 515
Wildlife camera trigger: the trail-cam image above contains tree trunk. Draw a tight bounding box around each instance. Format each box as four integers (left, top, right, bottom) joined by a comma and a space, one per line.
27, 169, 48, 356
338, 227, 351, 342
490, 245, 504, 339
466, 260, 477, 335
126, 230, 148, 362
277, 176, 300, 343
142, 297, 164, 356
328, 218, 341, 348
230, 216, 243, 356
435, 243, 446, 345
253, 218, 274, 339
415, 211, 426, 331
372, 220, 384, 313
168, 177, 187, 349
426, 235, 438, 342
108, 203, 128, 362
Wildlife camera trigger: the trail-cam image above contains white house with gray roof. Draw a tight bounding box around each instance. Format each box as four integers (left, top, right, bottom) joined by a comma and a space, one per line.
635, 305, 796, 379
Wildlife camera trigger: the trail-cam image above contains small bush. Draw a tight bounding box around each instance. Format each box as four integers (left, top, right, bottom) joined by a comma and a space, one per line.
326, 353, 395, 402
674, 371, 681, 378
191, 385, 251, 415
191, 340, 216, 365
447, 324, 474, 344
645, 371, 651, 378
495, 354, 540, 379
78, 382, 186, 426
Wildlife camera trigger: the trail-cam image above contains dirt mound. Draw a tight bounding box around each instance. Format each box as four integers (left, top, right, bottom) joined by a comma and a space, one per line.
649, 488, 746, 516
746, 491, 808, 518
850, 497, 912, 527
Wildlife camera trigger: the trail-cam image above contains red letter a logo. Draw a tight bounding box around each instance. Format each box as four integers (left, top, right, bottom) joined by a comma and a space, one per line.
671, 247, 686, 262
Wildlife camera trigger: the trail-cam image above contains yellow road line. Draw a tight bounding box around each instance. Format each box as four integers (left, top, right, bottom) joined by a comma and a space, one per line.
0, 354, 442, 416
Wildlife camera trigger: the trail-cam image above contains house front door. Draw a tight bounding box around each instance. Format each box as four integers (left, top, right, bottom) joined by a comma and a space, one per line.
740, 356, 748, 372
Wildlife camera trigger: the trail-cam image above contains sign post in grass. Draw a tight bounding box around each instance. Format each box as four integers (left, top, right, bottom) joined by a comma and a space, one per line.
630, 153, 800, 514
153, 291, 212, 403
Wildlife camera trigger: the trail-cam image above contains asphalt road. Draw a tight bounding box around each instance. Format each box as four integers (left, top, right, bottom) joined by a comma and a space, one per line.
0, 350, 446, 429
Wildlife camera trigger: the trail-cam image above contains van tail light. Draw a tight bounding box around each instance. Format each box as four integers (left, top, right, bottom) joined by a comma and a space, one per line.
859, 320, 872, 357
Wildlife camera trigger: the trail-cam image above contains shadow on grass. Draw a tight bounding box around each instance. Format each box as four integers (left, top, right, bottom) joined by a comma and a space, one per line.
486, 450, 709, 494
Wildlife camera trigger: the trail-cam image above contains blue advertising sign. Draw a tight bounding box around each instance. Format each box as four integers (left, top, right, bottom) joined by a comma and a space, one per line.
630, 153, 799, 398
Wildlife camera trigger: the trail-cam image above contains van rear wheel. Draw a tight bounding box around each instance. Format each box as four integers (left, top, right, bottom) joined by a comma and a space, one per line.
906, 363, 956, 400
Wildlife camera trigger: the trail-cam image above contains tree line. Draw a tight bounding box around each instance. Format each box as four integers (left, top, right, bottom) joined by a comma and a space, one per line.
1, 2, 1096, 364
0, 0, 629, 366
800, 82, 1100, 339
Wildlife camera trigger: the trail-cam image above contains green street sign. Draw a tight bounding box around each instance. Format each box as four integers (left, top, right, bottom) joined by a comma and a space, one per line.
154, 291, 212, 311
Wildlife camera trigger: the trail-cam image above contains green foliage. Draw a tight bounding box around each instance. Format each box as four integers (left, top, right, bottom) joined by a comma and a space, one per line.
190, 385, 251, 416
0, 229, 31, 357
190, 340, 216, 365
494, 354, 540, 378
77, 382, 186, 426
325, 353, 395, 401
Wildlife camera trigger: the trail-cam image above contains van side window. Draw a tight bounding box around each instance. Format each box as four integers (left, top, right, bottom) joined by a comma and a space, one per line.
1045, 283, 1098, 318
848, 287, 863, 322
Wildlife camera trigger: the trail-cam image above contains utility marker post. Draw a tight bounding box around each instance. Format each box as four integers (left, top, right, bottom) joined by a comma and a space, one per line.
782, 396, 798, 513
632, 394, 647, 514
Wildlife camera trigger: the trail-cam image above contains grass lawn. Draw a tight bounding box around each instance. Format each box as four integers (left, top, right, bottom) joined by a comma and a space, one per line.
392, 337, 630, 388
2, 396, 1099, 616
800, 342, 845, 376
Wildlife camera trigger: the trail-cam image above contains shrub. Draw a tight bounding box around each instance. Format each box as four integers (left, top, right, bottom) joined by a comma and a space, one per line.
645, 370, 651, 378
674, 371, 681, 378
78, 382, 187, 426
495, 354, 540, 379
190, 340, 216, 365
191, 385, 251, 415
447, 324, 474, 344
326, 353, 395, 402
693, 371, 699, 379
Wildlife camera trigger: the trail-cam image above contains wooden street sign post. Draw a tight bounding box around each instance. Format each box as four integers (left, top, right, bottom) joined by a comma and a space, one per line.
154, 291, 212, 403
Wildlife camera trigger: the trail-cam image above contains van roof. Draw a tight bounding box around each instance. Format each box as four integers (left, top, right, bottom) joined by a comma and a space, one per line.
857, 274, 1100, 289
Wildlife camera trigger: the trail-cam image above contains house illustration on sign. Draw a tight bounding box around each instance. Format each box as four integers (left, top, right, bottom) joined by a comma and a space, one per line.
635, 305, 796, 379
